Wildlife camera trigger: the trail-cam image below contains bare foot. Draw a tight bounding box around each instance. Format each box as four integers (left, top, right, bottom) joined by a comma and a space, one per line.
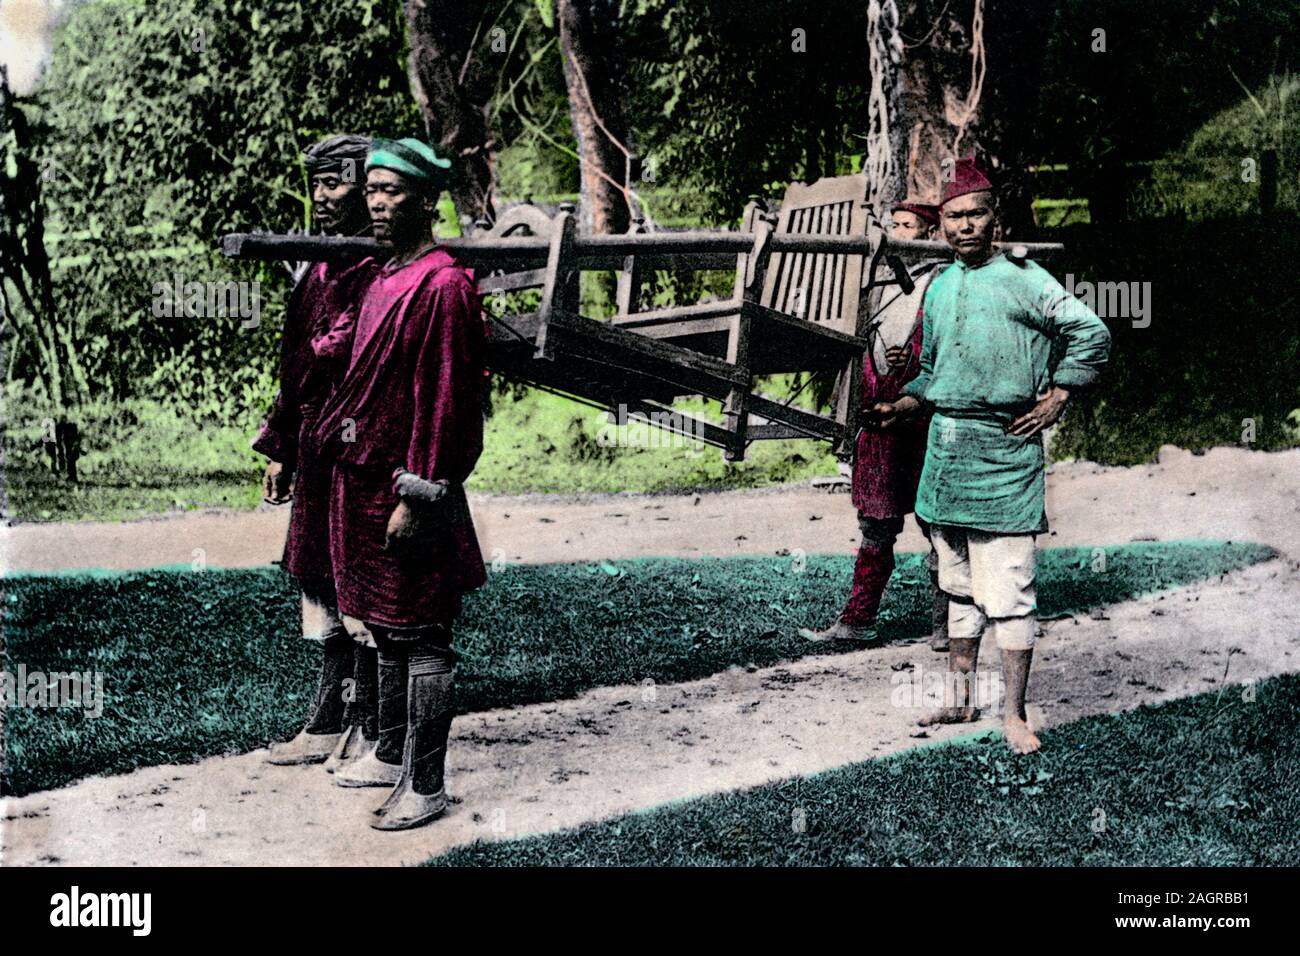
919, 706, 979, 726
1003, 716, 1041, 754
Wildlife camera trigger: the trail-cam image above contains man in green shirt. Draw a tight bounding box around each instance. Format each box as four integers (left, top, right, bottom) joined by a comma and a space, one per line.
872, 157, 1110, 754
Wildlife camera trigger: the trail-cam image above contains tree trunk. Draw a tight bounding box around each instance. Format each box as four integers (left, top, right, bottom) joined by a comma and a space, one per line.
1, 67, 82, 481
897, 0, 1056, 237
806, 134, 823, 185
557, 0, 631, 235
404, 0, 497, 227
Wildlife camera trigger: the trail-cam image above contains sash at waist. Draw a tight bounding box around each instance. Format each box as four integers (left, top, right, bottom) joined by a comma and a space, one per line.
930, 406, 1026, 426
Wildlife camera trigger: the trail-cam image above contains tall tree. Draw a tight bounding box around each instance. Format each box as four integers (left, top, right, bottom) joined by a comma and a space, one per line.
405, 0, 498, 226
862, 0, 907, 214
1, 66, 82, 479
620, 0, 870, 222
897, 0, 1056, 236
556, 0, 632, 235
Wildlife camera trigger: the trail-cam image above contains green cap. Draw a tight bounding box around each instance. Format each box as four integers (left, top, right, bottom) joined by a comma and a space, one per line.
365, 138, 451, 182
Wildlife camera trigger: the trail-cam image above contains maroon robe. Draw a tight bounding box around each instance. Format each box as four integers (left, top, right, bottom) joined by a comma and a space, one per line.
253, 258, 378, 580
852, 319, 930, 519
311, 247, 487, 629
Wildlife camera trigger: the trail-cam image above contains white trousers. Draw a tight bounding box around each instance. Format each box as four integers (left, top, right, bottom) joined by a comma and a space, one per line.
300, 581, 343, 643
930, 525, 1038, 650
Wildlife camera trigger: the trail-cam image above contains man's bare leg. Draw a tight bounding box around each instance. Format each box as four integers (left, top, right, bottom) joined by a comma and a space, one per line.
1001, 647, 1041, 754
919, 636, 981, 725
927, 569, 950, 652
920, 524, 949, 652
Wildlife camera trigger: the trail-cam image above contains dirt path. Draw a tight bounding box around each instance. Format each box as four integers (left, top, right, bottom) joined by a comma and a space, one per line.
2, 445, 1297, 866
3, 445, 1298, 573
4, 558, 1296, 866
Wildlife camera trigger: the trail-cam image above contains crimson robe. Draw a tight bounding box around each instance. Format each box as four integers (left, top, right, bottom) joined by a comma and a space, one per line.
311, 247, 487, 629
253, 258, 378, 580
852, 266, 940, 519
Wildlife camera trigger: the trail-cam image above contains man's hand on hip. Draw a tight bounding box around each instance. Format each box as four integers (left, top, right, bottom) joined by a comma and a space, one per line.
1007, 386, 1070, 437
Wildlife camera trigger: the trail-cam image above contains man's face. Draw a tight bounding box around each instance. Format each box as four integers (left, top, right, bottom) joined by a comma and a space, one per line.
940, 191, 996, 262
891, 210, 933, 242
365, 167, 434, 245
311, 169, 367, 236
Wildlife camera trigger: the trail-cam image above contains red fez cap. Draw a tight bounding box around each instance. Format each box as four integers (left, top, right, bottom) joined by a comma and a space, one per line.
940, 156, 995, 207
891, 200, 939, 225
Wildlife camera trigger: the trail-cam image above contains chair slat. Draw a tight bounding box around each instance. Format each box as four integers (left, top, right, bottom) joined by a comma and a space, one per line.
827, 199, 848, 324
808, 203, 829, 322
779, 207, 806, 314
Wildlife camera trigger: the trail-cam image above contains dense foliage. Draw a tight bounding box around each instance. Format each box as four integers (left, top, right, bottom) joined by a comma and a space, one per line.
20, 0, 417, 421
2, 0, 1296, 514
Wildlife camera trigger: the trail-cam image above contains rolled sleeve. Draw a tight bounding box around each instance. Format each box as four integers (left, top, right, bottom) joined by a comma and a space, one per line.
1045, 283, 1112, 389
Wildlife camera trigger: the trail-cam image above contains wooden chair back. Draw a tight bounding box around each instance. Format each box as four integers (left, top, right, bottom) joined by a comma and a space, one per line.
759, 172, 869, 335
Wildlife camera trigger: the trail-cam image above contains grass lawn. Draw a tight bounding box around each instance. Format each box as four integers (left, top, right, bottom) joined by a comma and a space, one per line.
426, 672, 1298, 867
4, 465, 261, 523
2, 388, 836, 523
8, 368, 1297, 523
472, 386, 837, 495
1, 541, 1273, 797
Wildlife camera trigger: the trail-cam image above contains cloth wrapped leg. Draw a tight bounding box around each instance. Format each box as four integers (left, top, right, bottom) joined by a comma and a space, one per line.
840, 514, 903, 628
332, 633, 405, 787
841, 543, 895, 627
303, 631, 353, 736
325, 643, 379, 773
372, 631, 455, 830
265, 582, 350, 765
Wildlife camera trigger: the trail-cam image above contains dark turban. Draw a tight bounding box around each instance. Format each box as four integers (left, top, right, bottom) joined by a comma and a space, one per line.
303, 134, 371, 176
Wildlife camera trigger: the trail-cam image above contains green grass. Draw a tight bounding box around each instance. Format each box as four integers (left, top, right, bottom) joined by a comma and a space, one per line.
0, 541, 1274, 797
3, 387, 836, 523
2, 392, 266, 522
471, 385, 836, 495
426, 672, 1299, 866
1139, 74, 1299, 220
3, 466, 260, 523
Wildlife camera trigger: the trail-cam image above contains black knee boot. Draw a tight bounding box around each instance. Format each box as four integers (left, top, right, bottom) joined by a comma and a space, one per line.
345, 644, 379, 741
325, 642, 379, 773
303, 630, 354, 735
332, 638, 404, 788
409, 653, 455, 797
375, 648, 409, 767
372, 640, 455, 830
266, 630, 352, 765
